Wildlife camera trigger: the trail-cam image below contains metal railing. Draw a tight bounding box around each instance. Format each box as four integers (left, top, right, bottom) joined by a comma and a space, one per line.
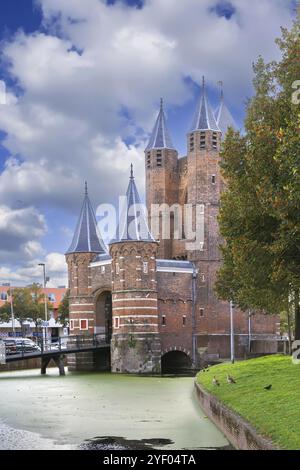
3, 334, 108, 359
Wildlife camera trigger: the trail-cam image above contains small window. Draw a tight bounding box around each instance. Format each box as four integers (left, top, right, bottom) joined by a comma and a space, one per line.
189, 134, 194, 152
143, 262, 148, 274
70, 319, 75, 331
200, 273, 205, 282
182, 316, 186, 326
156, 151, 162, 167
146, 152, 151, 168
116, 263, 120, 275
80, 319, 88, 331
48, 293, 56, 302
114, 317, 119, 329
212, 132, 218, 149
199, 308, 204, 317
200, 132, 206, 149
101, 265, 106, 274
211, 175, 216, 184
162, 316, 166, 326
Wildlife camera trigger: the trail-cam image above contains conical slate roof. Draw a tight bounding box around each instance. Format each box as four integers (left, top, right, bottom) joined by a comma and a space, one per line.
190, 77, 221, 133
113, 165, 155, 243
146, 99, 175, 150
66, 183, 107, 255
215, 92, 237, 138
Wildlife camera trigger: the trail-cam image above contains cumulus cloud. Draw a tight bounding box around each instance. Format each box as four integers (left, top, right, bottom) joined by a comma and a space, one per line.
0, 252, 68, 288
0, 205, 46, 262
0, 0, 294, 285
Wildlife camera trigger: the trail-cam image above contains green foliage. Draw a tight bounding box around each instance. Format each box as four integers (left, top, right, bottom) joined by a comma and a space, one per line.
216, 15, 300, 324
197, 355, 300, 450
57, 289, 70, 327
0, 285, 51, 331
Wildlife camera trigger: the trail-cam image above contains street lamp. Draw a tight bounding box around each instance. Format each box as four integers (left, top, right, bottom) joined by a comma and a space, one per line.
230, 300, 235, 364
38, 263, 48, 348
6, 283, 15, 337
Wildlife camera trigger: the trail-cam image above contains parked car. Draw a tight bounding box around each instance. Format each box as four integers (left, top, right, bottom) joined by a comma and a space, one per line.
3, 339, 17, 355
49, 338, 68, 351
4, 338, 41, 355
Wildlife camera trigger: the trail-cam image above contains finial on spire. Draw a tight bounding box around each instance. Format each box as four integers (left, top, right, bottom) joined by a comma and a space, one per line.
217, 80, 224, 100
130, 163, 134, 180
160, 97, 163, 110
202, 76, 205, 89
85, 181, 88, 196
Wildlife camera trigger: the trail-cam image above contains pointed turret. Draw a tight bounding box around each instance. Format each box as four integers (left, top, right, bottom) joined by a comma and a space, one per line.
190, 77, 220, 133
66, 182, 107, 254
115, 165, 155, 242
146, 98, 175, 150
215, 87, 237, 138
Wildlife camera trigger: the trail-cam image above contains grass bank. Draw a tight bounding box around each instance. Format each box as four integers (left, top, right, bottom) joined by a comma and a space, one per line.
197, 355, 300, 450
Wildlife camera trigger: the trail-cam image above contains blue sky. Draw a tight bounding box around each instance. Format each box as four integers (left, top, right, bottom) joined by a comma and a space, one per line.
0, 0, 295, 286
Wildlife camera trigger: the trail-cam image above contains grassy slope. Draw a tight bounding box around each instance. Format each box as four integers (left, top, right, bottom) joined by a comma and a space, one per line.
197, 355, 300, 450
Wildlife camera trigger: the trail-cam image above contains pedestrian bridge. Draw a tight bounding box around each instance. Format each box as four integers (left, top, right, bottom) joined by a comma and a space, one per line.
2, 334, 110, 375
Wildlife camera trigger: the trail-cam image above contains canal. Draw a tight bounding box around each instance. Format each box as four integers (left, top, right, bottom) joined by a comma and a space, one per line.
0, 369, 230, 450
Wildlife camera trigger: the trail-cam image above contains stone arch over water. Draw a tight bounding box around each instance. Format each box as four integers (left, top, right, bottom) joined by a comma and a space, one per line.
161, 348, 192, 374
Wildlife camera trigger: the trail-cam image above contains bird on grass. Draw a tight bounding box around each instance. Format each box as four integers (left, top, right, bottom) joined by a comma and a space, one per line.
227, 374, 236, 384
212, 376, 220, 386
264, 384, 272, 390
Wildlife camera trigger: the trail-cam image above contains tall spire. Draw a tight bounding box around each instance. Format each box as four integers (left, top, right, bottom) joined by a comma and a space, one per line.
190, 77, 220, 133
113, 165, 155, 243
66, 182, 107, 255
215, 86, 237, 139
146, 98, 175, 150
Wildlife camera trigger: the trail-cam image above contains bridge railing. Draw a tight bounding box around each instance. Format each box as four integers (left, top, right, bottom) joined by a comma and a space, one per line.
4, 334, 108, 359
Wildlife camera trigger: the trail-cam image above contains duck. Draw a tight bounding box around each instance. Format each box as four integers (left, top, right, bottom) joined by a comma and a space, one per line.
227, 374, 236, 384
212, 376, 220, 386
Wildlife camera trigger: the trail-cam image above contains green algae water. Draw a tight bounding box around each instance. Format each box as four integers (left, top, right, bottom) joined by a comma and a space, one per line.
0, 369, 230, 450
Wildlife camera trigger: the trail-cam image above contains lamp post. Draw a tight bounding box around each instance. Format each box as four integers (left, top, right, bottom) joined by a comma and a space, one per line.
248, 310, 253, 355
230, 300, 235, 364
38, 263, 48, 349
6, 283, 15, 337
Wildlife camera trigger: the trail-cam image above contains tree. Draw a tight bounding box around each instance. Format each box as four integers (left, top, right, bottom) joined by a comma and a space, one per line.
0, 288, 34, 332
0, 285, 52, 334
57, 289, 70, 327
27, 283, 50, 332
216, 13, 300, 337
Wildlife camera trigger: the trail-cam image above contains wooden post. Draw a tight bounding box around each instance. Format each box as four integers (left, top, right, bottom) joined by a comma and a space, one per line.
54, 355, 66, 376
41, 355, 65, 376
41, 357, 51, 375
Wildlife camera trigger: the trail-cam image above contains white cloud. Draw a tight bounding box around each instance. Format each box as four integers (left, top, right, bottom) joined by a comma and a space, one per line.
0, 0, 294, 284
0, 205, 46, 261
0, 0, 293, 209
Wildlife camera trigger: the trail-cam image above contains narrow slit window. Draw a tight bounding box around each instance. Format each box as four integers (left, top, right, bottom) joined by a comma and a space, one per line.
162, 316, 166, 326
200, 132, 206, 149
143, 262, 148, 274
212, 175, 216, 184
147, 152, 151, 168
182, 316, 186, 326
114, 317, 119, 329
212, 132, 218, 149
200, 308, 204, 317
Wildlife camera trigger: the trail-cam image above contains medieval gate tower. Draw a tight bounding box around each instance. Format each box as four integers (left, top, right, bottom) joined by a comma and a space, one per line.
66, 79, 280, 374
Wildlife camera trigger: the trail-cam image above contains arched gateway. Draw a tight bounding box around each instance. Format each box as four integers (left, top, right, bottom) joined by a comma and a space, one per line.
95, 290, 112, 343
